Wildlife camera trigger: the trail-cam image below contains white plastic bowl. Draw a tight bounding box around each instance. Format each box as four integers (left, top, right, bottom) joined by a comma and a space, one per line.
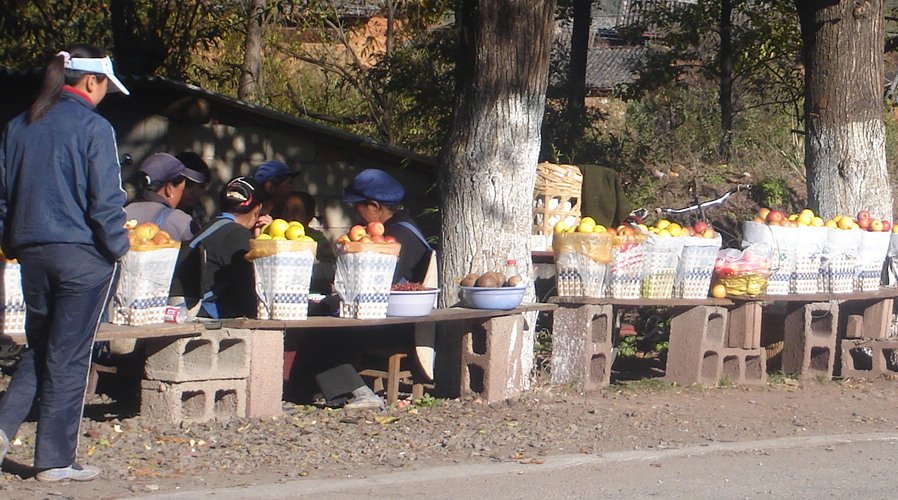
460, 286, 525, 310
387, 289, 439, 317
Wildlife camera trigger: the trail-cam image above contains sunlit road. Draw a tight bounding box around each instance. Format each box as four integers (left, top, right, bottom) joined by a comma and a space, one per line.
144, 432, 898, 499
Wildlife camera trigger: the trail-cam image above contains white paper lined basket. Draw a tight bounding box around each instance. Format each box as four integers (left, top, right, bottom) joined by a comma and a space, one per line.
254, 251, 315, 320
1, 261, 25, 335
675, 236, 721, 299
335, 243, 400, 319
110, 247, 180, 326
608, 243, 645, 299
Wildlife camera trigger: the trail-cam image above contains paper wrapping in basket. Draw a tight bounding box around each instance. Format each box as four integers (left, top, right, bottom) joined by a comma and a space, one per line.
675, 235, 722, 299
742, 222, 797, 295
818, 228, 860, 294
855, 231, 890, 291
247, 239, 317, 320
790, 226, 828, 294
641, 235, 685, 299
1, 260, 25, 335
552, 232, 612, 297
335, 242, 400, 319
608, 234, 647, 299
110, 246, 180, 326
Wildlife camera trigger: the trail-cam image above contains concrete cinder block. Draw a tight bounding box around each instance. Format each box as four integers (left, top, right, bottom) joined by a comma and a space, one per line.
665, 306, 728, 385
782, 302, 838, 379
460, 314, 528, 403
144, 329, 252, 382
842, 299, 893, 340
140, 378, 247, 424
727, 301, 762, 349
721, 347, 767, 385
550, 304, 614, 389
840, 338, 898, 379
246, 329, 284, 418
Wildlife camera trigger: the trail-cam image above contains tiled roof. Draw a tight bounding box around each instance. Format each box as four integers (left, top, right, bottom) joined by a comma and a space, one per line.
585, 46, 645, 91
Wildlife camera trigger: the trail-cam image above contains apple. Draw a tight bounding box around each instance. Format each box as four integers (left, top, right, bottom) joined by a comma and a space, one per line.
367, 221, 385, 236
882, 220, 892, 232
766, 210, 785, 224
358, 235, 372, 243
383, 235, 397, 243
702, 228, 717, 238
693, 220, 709, 234
857, 210, 871, 222
757, 207, 771, 220
752, 216, 765, 224
134, 222, 159, 240
870, 219, 884, 232
857, 217, 871, 230
616, 225, 635, 237
336, 234, 351, 244
348, 224, 367, 242
370, 234, 385, 243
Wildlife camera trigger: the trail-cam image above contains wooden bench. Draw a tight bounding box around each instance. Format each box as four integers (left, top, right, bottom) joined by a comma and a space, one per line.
222, 303, 556, 408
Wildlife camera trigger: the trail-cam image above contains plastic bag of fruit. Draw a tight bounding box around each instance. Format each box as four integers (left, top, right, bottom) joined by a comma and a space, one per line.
742, 221, 798, 295
246, 239, 317, 320
712, 243, 773, 297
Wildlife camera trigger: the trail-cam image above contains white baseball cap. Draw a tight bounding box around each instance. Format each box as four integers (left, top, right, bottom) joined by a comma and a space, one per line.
64, 55, 130, 95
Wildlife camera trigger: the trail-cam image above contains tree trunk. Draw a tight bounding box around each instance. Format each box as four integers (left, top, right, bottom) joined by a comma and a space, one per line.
795, 0, 892, 220
239, 0, 266, 102
719, 0, 733, 163
567, 0, 592, 144
439, 0, 554, 301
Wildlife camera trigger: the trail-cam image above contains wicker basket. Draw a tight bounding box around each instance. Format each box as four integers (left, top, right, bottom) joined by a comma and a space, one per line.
532, 162, 582, 242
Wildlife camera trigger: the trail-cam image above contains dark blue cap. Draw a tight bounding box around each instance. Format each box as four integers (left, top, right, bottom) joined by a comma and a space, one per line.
342, 168, 405, 204
139, 153, 205, 185
253, 160, 299, 184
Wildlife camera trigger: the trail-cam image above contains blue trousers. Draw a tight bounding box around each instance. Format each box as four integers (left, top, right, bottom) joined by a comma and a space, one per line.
0, 244, 117, 469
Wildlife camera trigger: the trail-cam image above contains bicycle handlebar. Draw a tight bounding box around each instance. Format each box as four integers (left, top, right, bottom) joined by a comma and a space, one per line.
654, 184, 752, 216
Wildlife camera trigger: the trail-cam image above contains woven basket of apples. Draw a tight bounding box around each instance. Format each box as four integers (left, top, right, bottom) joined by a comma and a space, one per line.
110, 221, 181, 326
247, 219, 318, 320
334, 222, 402, 319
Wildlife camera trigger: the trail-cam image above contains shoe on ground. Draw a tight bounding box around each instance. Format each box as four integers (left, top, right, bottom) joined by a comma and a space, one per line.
0, 429, 8, 465
35, 463, 100, 482
343, 394, 384, 410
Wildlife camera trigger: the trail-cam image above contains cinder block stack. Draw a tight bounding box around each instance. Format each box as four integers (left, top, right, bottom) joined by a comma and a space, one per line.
550, 304, 614, 389
781, 302, 839, 379
839, 299, 897, 379
141, 328, 283, 423
666, 305, 766, 386
459, 314, 527, 403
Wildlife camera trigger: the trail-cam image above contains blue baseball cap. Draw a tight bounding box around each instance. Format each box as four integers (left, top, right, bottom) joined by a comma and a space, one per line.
253, 160, 300, 184
139, 153, 205, 185
342, 169, 405, 204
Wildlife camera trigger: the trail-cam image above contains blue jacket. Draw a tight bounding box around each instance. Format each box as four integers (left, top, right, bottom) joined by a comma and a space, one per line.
0, 90, 129, 261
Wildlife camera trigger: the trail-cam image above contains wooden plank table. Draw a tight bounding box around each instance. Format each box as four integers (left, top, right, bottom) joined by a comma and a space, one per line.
223, 303, 557, 405
0, 321, 206, 345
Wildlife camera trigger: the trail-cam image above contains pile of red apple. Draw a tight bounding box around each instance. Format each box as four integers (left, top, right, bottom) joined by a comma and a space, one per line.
336, 221, 398, 244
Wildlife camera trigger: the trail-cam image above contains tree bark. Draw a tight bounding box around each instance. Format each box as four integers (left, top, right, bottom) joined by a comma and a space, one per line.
438, 0, 555, 302
567, 0, 592, 142
239, 0, 266, 102
795, 0, 892, 219
719, 0, 733, 163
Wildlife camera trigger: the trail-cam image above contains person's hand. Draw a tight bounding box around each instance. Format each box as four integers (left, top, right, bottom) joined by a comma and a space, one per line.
253, 214, 273, 237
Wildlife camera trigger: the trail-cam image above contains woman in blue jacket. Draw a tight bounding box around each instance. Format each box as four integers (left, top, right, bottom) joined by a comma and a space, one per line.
0, 45, 130, 482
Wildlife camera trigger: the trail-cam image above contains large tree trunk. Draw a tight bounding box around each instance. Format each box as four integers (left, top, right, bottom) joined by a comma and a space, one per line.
439, 0, 555, 390
795, 0, 892, 220
439, 0, 555, 303
566, 0, 592, 144
239, 0, 266, 102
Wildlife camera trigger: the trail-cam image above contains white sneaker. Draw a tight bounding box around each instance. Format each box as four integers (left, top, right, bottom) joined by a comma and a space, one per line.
344, 394, 384, 410
35, 463, 100, 482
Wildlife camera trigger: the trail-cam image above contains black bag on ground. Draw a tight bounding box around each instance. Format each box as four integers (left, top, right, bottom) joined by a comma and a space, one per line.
314, 363, 366, 407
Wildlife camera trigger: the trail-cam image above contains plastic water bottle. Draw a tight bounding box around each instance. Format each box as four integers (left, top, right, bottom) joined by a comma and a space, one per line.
163, 305, 188, 324
505, 259, 519, 280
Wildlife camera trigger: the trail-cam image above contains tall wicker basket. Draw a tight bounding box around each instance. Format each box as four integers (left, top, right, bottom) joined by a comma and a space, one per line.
533, 162, 582, 245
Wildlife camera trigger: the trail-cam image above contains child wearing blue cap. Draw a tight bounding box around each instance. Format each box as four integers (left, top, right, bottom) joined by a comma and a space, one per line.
253, 160, 300, 215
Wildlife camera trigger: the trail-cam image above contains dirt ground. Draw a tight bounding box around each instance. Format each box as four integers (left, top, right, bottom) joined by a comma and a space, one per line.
0, 368, 896, 499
